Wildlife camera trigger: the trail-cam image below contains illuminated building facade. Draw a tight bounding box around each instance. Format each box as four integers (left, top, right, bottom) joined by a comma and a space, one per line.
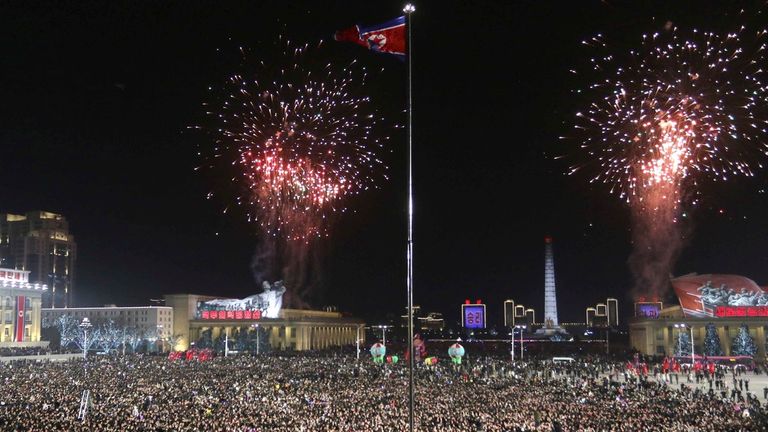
165, 294, 364, 351
630, 274, 768, 357
629, 304, 767, 358
0, 268, 46, 345
503, 300, 515, 327
585, 298, 619, 327
42, 305, 174, 341
0, 212, 76, 308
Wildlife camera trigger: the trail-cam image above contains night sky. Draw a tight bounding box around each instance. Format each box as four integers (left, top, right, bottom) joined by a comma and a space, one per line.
3, 1, 768, 326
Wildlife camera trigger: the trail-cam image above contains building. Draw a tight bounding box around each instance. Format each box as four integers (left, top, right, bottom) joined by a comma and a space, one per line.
585, 298, 619, 327
585, 307, 596, 327
504, 301, 535, 327
0, 268, 47, 345
42, 305, 174, 341
524, 308, 536, 326
165, 294, 365, 352
629, 274, 768, 358
418, 312, 444, 330
0, 212, 76, 308
607, 298, 619, 327
503, 300, 515, 327
629, 304, 767, 358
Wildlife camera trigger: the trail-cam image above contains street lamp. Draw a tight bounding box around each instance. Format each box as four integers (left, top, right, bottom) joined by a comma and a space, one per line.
79, 317, 92, 359
515, 325, 527, 361
509, 329, 515, 362
675, 323, 695, 367
375, 325, 391, 346
250, 323, 260, 355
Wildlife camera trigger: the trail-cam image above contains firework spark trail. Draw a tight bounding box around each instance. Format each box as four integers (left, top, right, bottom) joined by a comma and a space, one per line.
199, 40, 389, 241
570, 26, 768, 205
569, 23, 768, 299
197, 40, 391, 307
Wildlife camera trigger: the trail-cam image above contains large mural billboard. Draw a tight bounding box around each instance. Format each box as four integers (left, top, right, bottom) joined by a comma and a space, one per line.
671, 274, 768, 318
195, 281, 286, 320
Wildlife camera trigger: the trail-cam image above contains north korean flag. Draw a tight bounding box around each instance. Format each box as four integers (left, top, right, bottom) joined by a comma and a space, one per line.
334, 16, 406, 58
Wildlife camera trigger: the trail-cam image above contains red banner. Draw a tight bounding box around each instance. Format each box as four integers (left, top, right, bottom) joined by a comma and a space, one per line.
15, 296, 25, 342
715, 306, 768, 317
199, 310, 262, 320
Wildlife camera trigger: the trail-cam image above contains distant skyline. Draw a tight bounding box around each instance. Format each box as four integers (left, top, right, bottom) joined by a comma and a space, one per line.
3, 1, 768, 325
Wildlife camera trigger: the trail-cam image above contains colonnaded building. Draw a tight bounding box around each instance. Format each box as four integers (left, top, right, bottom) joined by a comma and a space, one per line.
0, 268, 46, 346
630, 273, 768, 358
164, 288, 365, 352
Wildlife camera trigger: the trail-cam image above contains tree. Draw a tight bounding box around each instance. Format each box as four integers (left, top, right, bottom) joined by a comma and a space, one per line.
674, 329, 692, 357
97, 320, 123, 353
56, 315, 81, 349
125, 327, 146, 353
165, 333, 183, 352
703, 323, 724, 356
731, 324, 757, 357
74, 326, 100, 354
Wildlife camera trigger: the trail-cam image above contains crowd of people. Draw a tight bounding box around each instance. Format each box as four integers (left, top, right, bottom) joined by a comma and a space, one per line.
0, 351, 765, 431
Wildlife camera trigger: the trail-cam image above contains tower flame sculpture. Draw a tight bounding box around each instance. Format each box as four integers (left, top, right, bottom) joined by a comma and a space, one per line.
544, 236, 559, 327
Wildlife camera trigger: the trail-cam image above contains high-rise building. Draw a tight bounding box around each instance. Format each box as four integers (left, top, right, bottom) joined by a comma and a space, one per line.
607, 298, 619, 327
503, 299, 515, 327
514, 304, 526, 319
524, 308, 536, 326
0, 212, 76, 308
585, 298, 619, 327
585, 307, 596, 327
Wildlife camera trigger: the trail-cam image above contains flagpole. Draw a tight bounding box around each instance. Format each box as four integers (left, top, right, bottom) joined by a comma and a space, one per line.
403, 4, 416, 432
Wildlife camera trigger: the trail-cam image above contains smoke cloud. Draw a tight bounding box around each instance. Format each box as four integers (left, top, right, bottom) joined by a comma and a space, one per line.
628, 182, 691, 301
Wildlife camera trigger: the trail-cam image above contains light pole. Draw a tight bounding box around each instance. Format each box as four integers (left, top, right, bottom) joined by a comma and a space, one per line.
356, 325, 361, 361
510, 329, 515, 362
79, 317, 92, 359
376, 325, 390, 346
251, 323, 260, 355
515, 325, 526, 361
77, 317, 92, 422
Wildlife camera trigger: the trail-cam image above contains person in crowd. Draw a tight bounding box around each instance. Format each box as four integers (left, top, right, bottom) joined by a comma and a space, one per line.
0, 352, 764, 431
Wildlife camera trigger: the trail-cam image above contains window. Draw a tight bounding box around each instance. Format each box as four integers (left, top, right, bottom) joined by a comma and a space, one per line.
4, 311, 10, 324
25, 311, 31, 323
24, 298, 30, 309
4, 297, 10, 309
3, 328, 8, 338
24, 327, 29, 338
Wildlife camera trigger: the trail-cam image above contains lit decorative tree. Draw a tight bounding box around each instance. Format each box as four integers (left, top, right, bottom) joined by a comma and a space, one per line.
703, 323, 724, 356
125, 327, 146, 353
674, 329, 692, 357
97, 320, 123, 353
56, 315, 80, 349
731, 324, 757, 357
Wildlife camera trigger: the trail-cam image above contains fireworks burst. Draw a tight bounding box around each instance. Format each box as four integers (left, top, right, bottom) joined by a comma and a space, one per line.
568, 24, 768, 206
196, 40, 390, 240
